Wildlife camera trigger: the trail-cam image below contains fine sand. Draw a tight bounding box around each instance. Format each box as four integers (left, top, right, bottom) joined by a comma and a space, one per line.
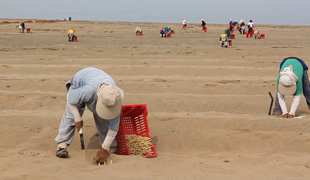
1, 19, 310, 180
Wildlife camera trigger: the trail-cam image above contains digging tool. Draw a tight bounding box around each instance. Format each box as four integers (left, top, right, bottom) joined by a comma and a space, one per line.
79, 128, 85, 150
268, 92, 274, 115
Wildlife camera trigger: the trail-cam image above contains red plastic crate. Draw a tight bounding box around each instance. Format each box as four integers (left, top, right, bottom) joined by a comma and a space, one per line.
116, 104, 157, 158
203, 26, 207, 32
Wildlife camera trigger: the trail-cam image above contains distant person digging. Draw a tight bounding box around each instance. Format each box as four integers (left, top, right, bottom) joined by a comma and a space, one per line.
239, 20, 246, 34
165, 26, 171, 34
181, 18, 187, 30
233, 20, 239, 29
200, 19, 206, 31
225, 27, 232, 39
253, 29, 260, 39
19, 22, 26, 33
229, 18, 233, 33
135, 27, 143, 36
160, 27, 166, 38
55, 67, 124, 165
219, 33, 228, 48
68, 28, 76, 42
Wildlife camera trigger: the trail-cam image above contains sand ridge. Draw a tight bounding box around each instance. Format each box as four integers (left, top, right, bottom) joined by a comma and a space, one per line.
1, 18, 310, 179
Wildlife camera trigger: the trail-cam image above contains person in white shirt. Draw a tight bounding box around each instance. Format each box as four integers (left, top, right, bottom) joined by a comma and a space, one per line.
19, 22, 26, 33
135, 27, 142, 35
247, 20, 254, 32
182, 18, 187, 30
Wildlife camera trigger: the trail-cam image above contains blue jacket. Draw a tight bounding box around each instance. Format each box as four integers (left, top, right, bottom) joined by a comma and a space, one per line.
67, 67, 120, 131
280, 57, 308, 71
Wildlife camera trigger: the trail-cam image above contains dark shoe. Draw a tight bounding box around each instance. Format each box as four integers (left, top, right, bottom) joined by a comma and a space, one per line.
282, 113, 288, 118
56, 148, 69, 158
288, 114, 295, 118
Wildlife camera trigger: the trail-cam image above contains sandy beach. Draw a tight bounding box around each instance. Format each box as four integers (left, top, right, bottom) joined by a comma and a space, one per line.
1, 19, 310, 180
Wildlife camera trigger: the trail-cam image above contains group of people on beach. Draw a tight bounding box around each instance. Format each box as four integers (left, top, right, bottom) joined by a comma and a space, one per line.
228, 19, 254, 35
220, 18, 262, 48
219, 19, 310, 119
235, 19, 260, 39
159, 26, 172, 38
54, 58, 310, 165
132, 17, 260, 41
158, 17, 205, 38
34, 18, 308, 166
181, 17, 206, 31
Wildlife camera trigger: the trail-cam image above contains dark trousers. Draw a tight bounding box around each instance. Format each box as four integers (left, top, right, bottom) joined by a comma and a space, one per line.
68, 35, 75, 42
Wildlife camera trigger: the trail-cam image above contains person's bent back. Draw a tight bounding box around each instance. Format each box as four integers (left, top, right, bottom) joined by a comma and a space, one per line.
68, 28, 75, 42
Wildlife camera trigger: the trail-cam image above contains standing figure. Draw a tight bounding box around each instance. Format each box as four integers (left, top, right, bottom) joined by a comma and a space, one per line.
55, 67, 124, 165
19, 22, 26, 33
247, 20, 254, 33
201, 19, 206, 31
229, 18, 233, 32
182, 18, 187, 30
